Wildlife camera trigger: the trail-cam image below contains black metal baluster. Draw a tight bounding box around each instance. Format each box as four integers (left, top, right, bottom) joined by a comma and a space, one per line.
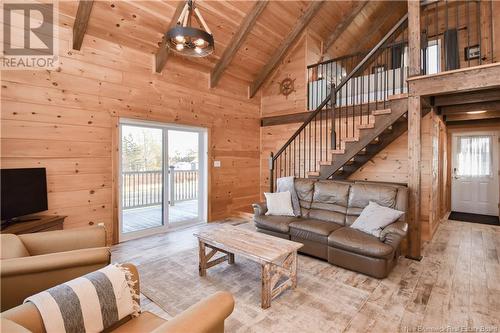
490, 0, 494, 64
477, 0, 482, 65
385, 47, 388, 108
314, 114, 317, 169
467, 0, 470, 67
308, 123, 311, 174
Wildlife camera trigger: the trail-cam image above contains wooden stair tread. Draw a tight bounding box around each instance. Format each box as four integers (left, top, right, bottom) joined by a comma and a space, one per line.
307, 171, 320, 177
388, 93, 408, 101
357, 123, 375, 129
343, 137, 359, 142
330, 149, 345, 154
372, 108, 392, 115
319, 160, 332, 166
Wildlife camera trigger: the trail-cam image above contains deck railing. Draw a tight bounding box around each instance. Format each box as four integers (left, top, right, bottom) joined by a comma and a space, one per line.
122, 169, 198, 209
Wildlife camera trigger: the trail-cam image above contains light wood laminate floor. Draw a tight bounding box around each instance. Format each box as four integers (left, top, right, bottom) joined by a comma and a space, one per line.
112, 219, 500, 332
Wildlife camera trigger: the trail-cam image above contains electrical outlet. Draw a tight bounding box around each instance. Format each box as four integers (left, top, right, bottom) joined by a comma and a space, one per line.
214, 160, 221, 168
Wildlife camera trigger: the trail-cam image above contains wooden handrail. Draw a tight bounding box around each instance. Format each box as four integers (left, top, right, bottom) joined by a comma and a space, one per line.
272, 13, 409, 162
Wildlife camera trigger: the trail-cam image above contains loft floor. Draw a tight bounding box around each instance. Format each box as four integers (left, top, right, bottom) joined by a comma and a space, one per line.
111, 219, 500, 332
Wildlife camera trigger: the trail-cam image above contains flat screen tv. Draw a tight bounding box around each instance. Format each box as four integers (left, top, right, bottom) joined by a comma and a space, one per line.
1, 168, 48, 222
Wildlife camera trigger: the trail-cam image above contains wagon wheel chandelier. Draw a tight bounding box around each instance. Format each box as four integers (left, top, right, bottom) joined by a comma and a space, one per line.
165, 0, 214, 57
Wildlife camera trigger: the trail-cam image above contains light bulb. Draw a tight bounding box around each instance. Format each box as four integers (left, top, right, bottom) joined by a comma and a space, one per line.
175, 35, 185, 43
194, 38, 205, 46
176, 43, 184, 51
194, 47, 202, 54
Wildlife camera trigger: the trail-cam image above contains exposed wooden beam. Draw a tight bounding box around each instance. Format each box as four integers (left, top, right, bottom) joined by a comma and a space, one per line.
324, 1, 368, 52
441, 101, 500, 114
72, 0, 94, 50
210, 1, 268, 88
154, 2, 186, 73
407, 0, 422, 261
408, 63, 500, 96
434, 88, 500, 106
446, 118, 500, 127
248, 1, 325, 98
445, 110, 500, 122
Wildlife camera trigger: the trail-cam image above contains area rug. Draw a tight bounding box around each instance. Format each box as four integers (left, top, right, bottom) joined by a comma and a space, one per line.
137, 225, 385, 333
449, 211, 500, 226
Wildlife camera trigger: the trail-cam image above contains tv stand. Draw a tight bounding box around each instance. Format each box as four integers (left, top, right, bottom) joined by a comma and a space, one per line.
0, 215, 66, 234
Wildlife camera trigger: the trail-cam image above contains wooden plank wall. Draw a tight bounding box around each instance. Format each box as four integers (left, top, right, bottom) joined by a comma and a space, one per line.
1, 24, 260, 243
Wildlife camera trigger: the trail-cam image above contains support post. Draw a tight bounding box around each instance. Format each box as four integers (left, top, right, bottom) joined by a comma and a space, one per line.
407, 0, 423, 261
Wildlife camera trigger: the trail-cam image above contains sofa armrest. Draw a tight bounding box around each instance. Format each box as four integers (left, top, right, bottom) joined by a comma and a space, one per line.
1, 248, 110, 311
0, 318, 32, 333
1, 302, 44, 333
151, 291, 234, 333
19, 226, 107, 255
1, 247, 110, 277
252, 202, 267, 216
380, 221, 408, 249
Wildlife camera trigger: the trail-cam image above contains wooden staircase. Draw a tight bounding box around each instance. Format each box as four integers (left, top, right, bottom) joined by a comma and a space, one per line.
268, 14, 411, 191
313, 96, 408, 180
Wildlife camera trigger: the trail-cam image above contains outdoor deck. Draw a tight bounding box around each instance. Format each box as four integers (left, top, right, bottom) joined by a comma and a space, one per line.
122, 200, 198, 233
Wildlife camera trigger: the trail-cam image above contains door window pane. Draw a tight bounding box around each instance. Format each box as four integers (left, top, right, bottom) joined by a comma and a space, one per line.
456, 136, 492, 177
121, 125, 163, 233
168, 130, 200, 224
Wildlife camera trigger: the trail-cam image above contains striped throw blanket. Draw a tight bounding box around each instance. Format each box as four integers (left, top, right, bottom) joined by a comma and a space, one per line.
25, 264, 140, 333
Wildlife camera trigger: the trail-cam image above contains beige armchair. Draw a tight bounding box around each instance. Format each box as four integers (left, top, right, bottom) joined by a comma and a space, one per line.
1, 264, 235, 333
0, 226, 110, 311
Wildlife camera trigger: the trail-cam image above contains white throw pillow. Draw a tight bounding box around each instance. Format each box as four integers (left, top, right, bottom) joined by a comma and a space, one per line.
350, 201, 404, 238
264, 191, 295, 216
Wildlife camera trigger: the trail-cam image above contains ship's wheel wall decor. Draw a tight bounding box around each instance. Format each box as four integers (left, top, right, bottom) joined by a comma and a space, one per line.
278, 77, 296, 98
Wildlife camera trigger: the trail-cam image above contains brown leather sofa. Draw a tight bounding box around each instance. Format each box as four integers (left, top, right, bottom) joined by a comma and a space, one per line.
1, 264, 235, 333
0, 226, 111, 311
253, 179, 408, 278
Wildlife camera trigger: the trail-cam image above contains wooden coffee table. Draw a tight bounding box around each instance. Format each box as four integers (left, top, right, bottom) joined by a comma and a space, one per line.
193, 224, 303, 309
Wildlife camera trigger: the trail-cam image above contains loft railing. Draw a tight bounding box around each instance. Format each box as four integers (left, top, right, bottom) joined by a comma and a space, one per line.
122, 169, 198, 209
307, 0, 495, 109
269, 13, 409, 191
420, 0, 495, 71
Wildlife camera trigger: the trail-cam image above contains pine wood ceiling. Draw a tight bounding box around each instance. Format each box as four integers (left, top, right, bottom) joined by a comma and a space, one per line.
59, 1, 407, 85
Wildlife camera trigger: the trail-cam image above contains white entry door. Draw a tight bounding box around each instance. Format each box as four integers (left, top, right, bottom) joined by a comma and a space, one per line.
451, 132, 499, 216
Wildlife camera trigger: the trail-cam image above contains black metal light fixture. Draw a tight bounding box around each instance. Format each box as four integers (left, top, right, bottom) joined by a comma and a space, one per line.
165, 0, 214, 57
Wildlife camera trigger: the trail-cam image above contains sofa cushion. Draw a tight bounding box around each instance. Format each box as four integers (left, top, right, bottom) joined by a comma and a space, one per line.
309, 180, 350, 225
348, 183, 398, 209
294, 179, 315, 213
254, 215, 298, 233
328, 227, 394, 259
290, 219, 343, 244
312, 180, 350, 207
264, 191, 294, 216
350, 201, 404, 238
308, 208, 346, 225
0, 235, 30, 259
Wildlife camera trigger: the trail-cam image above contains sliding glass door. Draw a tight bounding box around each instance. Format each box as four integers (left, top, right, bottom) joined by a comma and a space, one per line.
119, 120, 207, 241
